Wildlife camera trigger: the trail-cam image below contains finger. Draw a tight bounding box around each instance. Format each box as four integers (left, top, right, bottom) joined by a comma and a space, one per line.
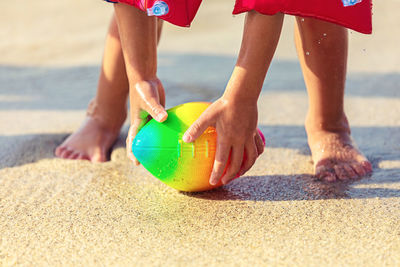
143, 79, 167, 121
129, 104, 153, 165
142, 99, 168, 122
209, 141, 231, 185
254, 131, 265, 156
239, 141, 258, 176
135, 80, 168, 122
157, 79, 166, 108
126, 123, 140, 165
183, 110, 216, 143
141, 90, 168, 122
139, 112, 153, 133
221, 145, 244, 185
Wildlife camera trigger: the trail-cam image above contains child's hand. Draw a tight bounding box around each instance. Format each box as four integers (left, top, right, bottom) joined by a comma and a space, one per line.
182, 97, 264, 185
127, 78, 168, 165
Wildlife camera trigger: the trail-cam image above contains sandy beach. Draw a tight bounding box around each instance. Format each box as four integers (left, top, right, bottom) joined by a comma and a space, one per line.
1, 0, 399, 265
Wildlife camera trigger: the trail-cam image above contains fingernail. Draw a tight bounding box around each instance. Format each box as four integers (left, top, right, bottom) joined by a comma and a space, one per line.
209, 178, 217, 186
182, 133, 192, 143
156, 113, 166, 122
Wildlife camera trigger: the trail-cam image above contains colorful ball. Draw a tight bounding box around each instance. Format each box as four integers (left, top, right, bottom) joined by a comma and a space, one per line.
132, 102, 265, 192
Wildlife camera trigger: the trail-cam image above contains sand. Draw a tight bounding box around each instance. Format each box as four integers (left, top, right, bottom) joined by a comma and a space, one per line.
1, 0, 400, 266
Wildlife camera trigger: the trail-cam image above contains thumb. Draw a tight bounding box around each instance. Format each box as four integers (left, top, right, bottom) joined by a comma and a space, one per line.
183, 111, 214, 143
143, 98, 168, 123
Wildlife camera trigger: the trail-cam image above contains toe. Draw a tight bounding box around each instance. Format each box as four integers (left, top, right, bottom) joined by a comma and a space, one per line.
60, 148, 73, 159
334, 165, 348, 181
361, 160, 373, 174
315, 165, 328, 179
316, 165, 337, 182
77, 153, 90, 161
343, 164, 358, 179
351, 162, 366, 177
322, 172, 337, 182
55, 145, 66, 157
69, 152, 80, 159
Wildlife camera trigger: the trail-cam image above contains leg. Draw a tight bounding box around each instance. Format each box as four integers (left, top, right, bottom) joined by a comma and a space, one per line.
295, 17, 372, 181
55, 14, 163, 162
235, 12, 284, 88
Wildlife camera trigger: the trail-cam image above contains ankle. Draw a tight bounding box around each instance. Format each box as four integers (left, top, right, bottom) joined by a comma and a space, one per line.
305, 112, 350, 134
86, 99, 127, 130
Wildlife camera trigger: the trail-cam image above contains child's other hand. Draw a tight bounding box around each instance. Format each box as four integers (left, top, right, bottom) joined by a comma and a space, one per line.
182, 97, 264, 185
127, 78, 167, 165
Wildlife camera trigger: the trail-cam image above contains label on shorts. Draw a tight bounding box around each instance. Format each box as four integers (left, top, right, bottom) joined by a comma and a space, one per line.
342, 0, 363, 7
147, 1, 169, 16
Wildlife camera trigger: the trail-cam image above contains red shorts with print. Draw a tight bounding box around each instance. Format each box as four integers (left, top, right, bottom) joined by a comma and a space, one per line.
233, 0, 372, 34
108, 0, 372, 33
108, 0, 202, 27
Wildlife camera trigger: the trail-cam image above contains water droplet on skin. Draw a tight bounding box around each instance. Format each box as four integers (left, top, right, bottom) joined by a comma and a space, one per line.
323, 33, 327, 37
306, 52, 310, 56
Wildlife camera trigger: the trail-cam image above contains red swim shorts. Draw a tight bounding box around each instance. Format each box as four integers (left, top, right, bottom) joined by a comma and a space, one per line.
233, 0, 372, 34
109, 0, 202, 27
109, 0, 372, 34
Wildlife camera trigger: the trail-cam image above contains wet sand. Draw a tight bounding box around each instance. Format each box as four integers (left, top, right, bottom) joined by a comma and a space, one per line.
1, 0, 400, 266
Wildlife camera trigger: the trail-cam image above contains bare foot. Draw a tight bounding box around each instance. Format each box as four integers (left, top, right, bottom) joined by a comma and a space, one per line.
306, 117, 373, 182
55, 100, 126, 162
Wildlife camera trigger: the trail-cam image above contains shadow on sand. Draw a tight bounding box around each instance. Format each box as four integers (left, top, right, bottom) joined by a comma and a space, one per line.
1, 124, 399, 201
1, 53, 399, 111
183, 173, 400, 201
